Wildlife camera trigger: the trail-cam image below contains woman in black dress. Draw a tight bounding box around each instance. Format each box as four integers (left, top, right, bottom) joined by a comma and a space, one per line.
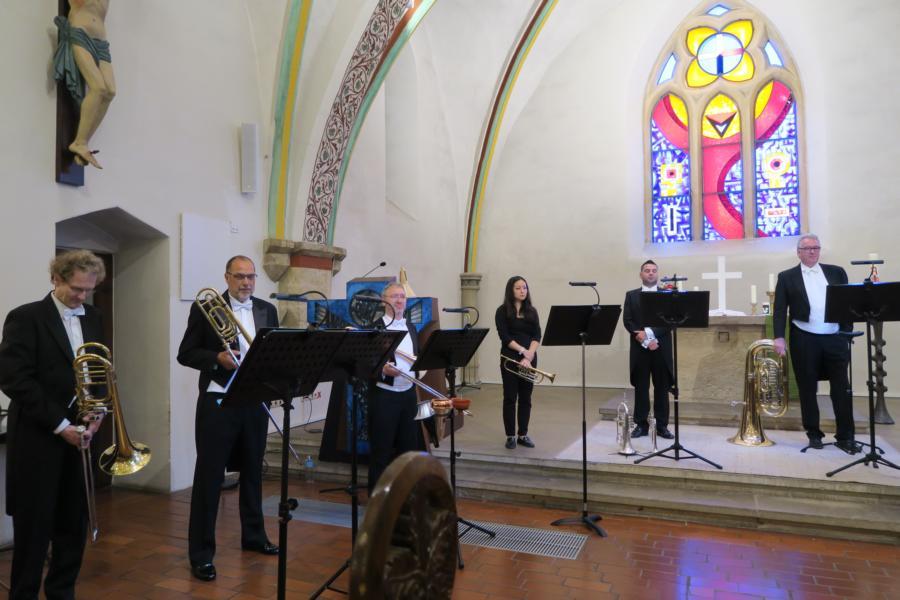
495, 276, 542, 449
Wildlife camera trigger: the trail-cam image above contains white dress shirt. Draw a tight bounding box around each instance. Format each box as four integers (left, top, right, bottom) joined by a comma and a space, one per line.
207, 297, 256, 394
376, 316, 414, 393
51, 294, 85, 433
640, 284, 659, 347
794, 263, 839, 335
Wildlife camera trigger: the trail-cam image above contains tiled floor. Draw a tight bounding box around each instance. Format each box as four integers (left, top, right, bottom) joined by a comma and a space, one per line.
0, 478, 897, 599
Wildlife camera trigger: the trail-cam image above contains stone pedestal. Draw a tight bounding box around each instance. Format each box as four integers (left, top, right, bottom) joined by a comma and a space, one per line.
263, 239, 347, 327
460, 272, 483, 384
677, 316, 767, 405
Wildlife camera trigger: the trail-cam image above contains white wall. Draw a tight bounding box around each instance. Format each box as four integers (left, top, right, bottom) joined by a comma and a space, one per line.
0, 1, 278, 491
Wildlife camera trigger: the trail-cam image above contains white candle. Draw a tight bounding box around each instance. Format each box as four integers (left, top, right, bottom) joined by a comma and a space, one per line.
751, 285, 757, 304
693, 286, 700, 292
677, 281, 684, 291
768, 273, 775, 292
869, 253, 880, 261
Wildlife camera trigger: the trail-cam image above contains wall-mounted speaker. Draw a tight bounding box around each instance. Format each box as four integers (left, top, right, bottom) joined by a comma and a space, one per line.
240, 122, 258, 194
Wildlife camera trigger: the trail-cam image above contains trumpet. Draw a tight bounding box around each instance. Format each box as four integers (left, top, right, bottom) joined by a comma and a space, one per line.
193, 288, 302, 465
73, 342, 151, 542
500, 354, 556, 384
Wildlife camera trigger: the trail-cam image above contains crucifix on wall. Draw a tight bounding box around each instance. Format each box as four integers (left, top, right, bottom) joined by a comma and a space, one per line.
54, 0, 114, 185
702, 256, 744, 316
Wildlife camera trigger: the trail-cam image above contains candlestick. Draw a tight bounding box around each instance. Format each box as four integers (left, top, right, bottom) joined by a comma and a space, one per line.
751, 302, 758, 316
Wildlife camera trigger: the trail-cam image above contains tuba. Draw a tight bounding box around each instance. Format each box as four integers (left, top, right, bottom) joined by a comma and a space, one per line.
728, 339, 789, 447
73, 342, 151, 541
615, 401, 636, 456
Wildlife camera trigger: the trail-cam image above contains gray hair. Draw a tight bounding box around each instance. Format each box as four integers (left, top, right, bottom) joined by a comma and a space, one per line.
381, 282, 405, 298
797, 233, 820, 249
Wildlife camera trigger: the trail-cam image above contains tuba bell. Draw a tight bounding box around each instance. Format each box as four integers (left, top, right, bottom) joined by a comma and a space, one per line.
616, 401, 637, 456
73, 342, 151, 541
728, 339, 789, 447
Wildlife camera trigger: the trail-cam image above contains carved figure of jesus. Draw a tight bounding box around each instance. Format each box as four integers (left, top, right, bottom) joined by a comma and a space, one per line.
53, 0, 114, 169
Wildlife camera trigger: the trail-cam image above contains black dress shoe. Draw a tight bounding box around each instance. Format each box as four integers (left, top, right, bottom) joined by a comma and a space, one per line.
517, 435, 535, 448
835, 440, 861, 455
806, 435, 824, 449
242, 541, 279, 555
631, 425, 648, 438
191, 563, 216, 581
656, 427, 674, 440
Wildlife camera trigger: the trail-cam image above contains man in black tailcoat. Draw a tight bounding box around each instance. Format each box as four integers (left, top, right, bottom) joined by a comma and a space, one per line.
0, 249, 107, 599
773, 234, 856, 453
177, 255, 279, 582
622, 260, 674, 440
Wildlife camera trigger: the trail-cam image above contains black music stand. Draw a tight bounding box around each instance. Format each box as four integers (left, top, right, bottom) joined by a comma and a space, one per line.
311, 329, 405, 598
824, 281, 900, 477
410, 327, 492, 569
633, 290, 722, 469
544, 304, 621, 537
223, 328, 345, 600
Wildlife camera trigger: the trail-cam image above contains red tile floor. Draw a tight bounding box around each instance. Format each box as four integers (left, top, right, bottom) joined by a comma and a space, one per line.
0, 479, 896, 599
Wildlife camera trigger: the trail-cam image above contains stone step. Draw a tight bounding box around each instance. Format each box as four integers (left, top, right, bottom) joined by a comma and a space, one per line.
266, 434, 900, 545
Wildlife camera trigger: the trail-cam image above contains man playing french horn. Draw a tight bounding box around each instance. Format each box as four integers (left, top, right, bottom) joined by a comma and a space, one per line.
177, 255, 279, 582
0, 249, 106, 599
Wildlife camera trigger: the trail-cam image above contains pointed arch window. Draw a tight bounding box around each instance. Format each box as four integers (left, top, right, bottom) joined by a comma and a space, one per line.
645, 1, 804, 243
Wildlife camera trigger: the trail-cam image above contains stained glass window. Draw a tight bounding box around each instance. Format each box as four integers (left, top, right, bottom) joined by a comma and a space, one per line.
650, 94, 692, 242
702, 94, 743, 240
646, 2, 802, 243
755, 81, 800, 237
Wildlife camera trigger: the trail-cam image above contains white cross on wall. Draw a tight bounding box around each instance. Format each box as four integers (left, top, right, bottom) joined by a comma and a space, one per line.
701, 256, 744, 316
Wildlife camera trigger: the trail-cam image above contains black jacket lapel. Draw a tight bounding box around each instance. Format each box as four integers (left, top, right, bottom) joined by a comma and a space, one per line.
41, 294, 75, 362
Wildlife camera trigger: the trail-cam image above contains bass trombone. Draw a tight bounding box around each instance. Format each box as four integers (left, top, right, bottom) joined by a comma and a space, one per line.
73, 342, 151, 542
387, 350, 468, 421
500, 354, 556, 384
194, 287, 303, 465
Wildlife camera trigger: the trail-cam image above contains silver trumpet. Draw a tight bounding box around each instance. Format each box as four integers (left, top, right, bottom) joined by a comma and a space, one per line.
616, 401, 636, 456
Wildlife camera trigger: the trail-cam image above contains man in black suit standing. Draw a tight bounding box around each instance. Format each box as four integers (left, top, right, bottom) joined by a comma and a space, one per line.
622, 260, 674, 440
0, 249, 107, 599
177, 255, 279, 582
773, 234, 857, 453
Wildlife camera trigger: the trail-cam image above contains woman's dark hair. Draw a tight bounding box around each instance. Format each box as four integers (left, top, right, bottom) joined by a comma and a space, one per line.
503, 276, 538, 321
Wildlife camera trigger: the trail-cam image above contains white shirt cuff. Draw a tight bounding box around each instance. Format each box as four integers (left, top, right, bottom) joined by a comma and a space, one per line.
54, 418, 71, 435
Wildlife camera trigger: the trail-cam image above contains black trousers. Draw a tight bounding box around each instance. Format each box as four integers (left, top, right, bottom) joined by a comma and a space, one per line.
789, 327, 854, 441
631, 350, 670, 430
10, 440, 87, 600
500, 361, 534, 437
367, 386, 418, 493
189, 393, 269, 565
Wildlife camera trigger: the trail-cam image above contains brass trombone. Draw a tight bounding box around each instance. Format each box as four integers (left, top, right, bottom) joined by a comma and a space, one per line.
193, 288, 303, 465
73, 342, 151, 542
500, 354, 556, 384
386, 350, 469, 420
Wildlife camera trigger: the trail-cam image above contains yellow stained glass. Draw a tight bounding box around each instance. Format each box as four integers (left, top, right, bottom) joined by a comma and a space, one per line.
687, 60, 717, 88
668, 94, 689, 126
723, 52, 755, 82
702, 94, 741, 139
754, 81, 774, 118
686, 26, 716, 56
722, 19, 754, 47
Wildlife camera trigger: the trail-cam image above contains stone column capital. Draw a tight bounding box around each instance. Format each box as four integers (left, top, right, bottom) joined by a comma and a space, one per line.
460, 272, 482, 291
263, 238, 347, 282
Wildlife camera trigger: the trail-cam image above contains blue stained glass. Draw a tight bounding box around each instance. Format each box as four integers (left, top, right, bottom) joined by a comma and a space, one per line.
653, 195, 692, 242
755, 85, 799, 237
650, 116, 691, 242
658, 54, 677, 84
707, 4, 731, 16
756, 190, 800, 237
703, 216, 725, 241
764, 41, 784, 67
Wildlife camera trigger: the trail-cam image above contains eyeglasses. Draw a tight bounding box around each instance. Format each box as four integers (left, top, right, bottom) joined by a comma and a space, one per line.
385, 293, 406, 300
798, 246, 821, 252
227, 272, 258, 281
